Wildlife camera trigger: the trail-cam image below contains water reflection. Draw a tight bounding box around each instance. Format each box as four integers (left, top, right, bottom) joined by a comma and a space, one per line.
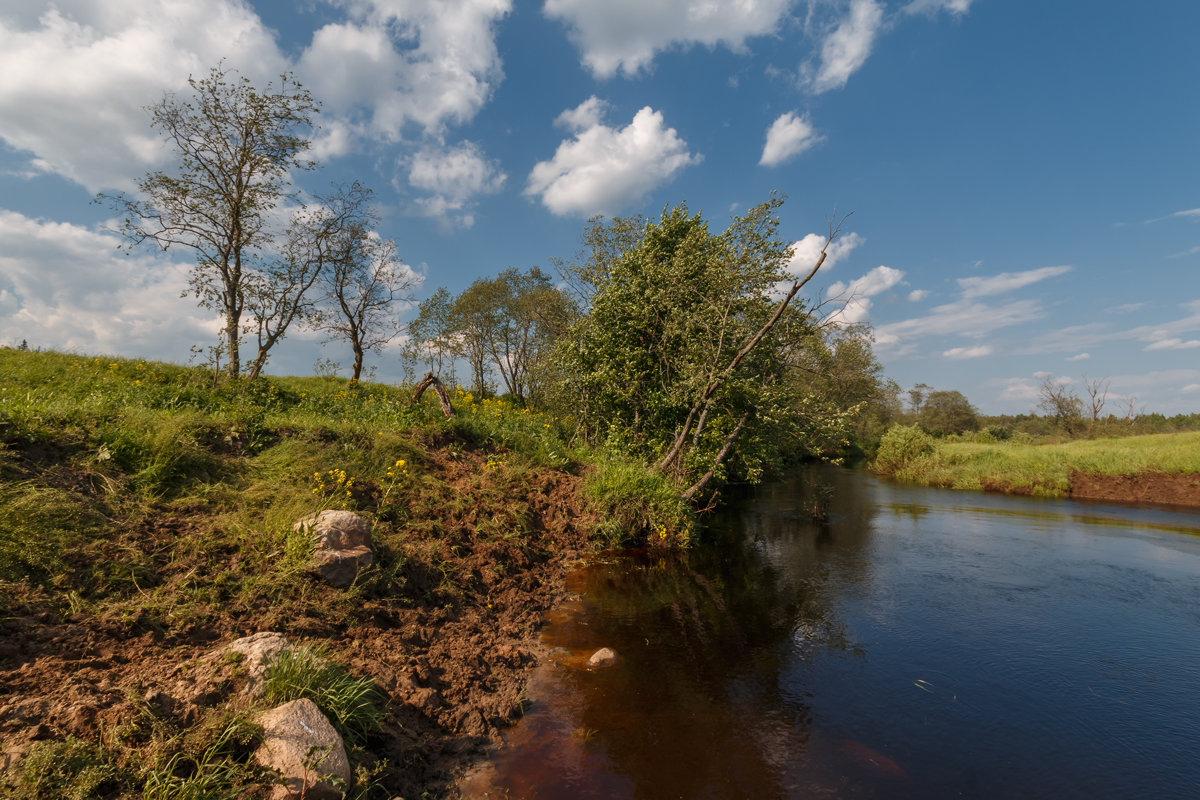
465, 468, 1200, 799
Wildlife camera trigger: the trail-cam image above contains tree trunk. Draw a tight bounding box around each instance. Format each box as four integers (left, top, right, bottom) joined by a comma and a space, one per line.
681, 407, 752, 501
351, 340, 364, 382
413, 372, 455, 417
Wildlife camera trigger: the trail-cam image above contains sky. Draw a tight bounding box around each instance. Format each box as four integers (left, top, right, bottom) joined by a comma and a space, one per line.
1, 0, 1198, 415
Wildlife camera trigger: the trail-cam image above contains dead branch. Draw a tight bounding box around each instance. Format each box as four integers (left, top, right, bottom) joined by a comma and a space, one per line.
413, 371, 455, 417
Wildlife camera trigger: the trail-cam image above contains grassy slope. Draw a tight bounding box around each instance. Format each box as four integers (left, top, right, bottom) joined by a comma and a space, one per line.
0, 348, 692, 798
888, 432, 1200, 496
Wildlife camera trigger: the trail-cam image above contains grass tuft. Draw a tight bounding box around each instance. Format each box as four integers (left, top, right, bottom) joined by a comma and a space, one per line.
263, 644, 385, 745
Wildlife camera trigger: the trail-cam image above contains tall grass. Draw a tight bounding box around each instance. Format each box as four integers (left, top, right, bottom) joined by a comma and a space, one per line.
872, 425, 1200, 496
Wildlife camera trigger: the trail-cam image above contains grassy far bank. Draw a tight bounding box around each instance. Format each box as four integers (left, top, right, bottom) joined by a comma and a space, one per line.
0, 348, 692, 799
872, 423, 1200, 502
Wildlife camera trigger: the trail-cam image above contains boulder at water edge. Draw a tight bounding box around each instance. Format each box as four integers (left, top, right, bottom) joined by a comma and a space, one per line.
255, 698, 351, 800
588, 647, 618, 668
293, 510, 373, 587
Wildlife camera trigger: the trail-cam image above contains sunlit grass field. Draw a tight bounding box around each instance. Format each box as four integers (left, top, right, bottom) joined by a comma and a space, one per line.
887, 431, 1200, 496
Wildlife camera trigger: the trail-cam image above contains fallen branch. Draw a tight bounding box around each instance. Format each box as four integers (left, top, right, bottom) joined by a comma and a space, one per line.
413, 372, 455, 418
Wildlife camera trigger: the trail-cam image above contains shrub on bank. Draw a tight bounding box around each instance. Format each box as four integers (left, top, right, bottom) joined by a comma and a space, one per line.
872, 424, 935, 475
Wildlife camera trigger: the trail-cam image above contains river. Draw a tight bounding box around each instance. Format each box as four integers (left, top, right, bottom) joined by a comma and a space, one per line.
462, 468, 1200, 799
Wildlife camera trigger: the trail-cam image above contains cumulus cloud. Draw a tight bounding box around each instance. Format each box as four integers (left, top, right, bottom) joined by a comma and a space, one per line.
824, 264, 904, 325
0, 208, 216, 358
407, 141, 506, 228
543, 0, 791, 78
907, 289, 929, 302
525, 99, 701, 217
759, 112, 821, 167
957, 265, 1072, 298
0, 1, 286, 192
943, 344, 992, 359
806, 0, 885, 94
297, 0, 511, 147
787, 230, 864, 277
1066, 352, 1091, 361
874, 298, 1044, 350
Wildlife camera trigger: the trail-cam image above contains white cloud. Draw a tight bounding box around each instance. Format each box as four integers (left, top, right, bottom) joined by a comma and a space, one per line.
904, 0, 972, 15
544, 0, 791, 78
525, 101, 701, 217
0, 208, 216, 358
787, 231, 864, 277
874, 298, 1044, 349
907, 289, 929, 302
825, 264, 904, 325
1144, 337, 1200, 351
957, 265, 1071, 298
297, 0, 511, 146
1183, 384, 1200, 393
1169, 245, 1200, 258
760, 112, 821, 167
1172, 208, 1200, 219
943, 344, 992, 359
407, 141, 506, 228
1066, 352, 1091, 361
1107, 302, 1145, 314
0, 1, 286, 192
807, 0, 885, 94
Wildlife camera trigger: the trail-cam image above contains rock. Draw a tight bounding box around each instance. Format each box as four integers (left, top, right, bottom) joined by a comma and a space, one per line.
228, 632, 291, 697
294, 510, 374, 587
587, 647, 618, 668
255, 698, 351, 800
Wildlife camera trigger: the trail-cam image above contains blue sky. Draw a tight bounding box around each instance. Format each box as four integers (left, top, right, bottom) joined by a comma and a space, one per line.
1, 0, 1198, 414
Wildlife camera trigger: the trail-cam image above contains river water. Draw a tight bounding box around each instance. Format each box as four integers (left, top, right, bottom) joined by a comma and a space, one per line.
463, 468, 1200, 799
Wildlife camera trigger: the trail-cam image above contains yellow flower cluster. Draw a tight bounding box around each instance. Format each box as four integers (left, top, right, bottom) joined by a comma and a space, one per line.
312, 468, 356, 509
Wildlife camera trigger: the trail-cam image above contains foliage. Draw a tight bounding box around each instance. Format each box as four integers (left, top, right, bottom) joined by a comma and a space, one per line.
872, 430, 1200, 496
310, 182, 417, 381
553, 197, 860, 498
1038, 375, 1085, 435
918, 389, 980, 436
100, 63, 319, 378
584, 456, 697, 548
263, 645, 385, 745
5, 737, 127, 800
872, 424, 935, 474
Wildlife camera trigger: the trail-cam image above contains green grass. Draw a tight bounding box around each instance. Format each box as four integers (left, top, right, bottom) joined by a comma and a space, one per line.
262, 644, 385, 745
873, 426, 1200, 496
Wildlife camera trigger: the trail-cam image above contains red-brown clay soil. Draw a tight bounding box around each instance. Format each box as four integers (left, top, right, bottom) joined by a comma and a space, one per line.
1068, 470, 1200, 509
0, 443, 597, 798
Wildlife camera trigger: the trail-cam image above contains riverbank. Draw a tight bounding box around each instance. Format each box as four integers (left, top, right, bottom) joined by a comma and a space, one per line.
873, 428, 1200, 508
0, 349, 691, 798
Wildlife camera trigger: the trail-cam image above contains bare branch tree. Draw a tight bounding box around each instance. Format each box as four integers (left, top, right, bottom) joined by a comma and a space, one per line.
311, 183, 417, 382
1038, 374, 1084, 435
1082, 374, 1110, 435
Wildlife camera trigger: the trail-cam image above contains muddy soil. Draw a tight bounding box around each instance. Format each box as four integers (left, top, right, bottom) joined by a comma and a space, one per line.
0, 444, 597, 798
1068, 470, 1200, 508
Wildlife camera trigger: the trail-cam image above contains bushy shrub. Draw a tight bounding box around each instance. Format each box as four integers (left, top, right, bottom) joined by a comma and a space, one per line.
872, 424, 935, 474
584, 456, 696, 548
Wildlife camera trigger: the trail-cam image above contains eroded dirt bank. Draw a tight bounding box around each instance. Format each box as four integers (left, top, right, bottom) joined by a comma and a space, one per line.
1068, 470, 1200, 509
0, 443, 596, 798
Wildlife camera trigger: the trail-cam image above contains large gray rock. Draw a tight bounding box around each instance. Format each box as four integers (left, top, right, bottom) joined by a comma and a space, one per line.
294, 510, 374, 587
227, 632, 291, 697
255, 698, 351, 800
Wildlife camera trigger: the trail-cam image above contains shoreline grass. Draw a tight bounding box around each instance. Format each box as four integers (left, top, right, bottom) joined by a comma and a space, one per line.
873, 424, 1200, 497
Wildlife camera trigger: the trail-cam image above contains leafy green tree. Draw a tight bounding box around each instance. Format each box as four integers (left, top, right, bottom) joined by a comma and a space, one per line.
919, 389, 980, 436
102, 63, 319, 378
407, 288, 459, 383
556, 197, 848, 498
453, 267, 574, 404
